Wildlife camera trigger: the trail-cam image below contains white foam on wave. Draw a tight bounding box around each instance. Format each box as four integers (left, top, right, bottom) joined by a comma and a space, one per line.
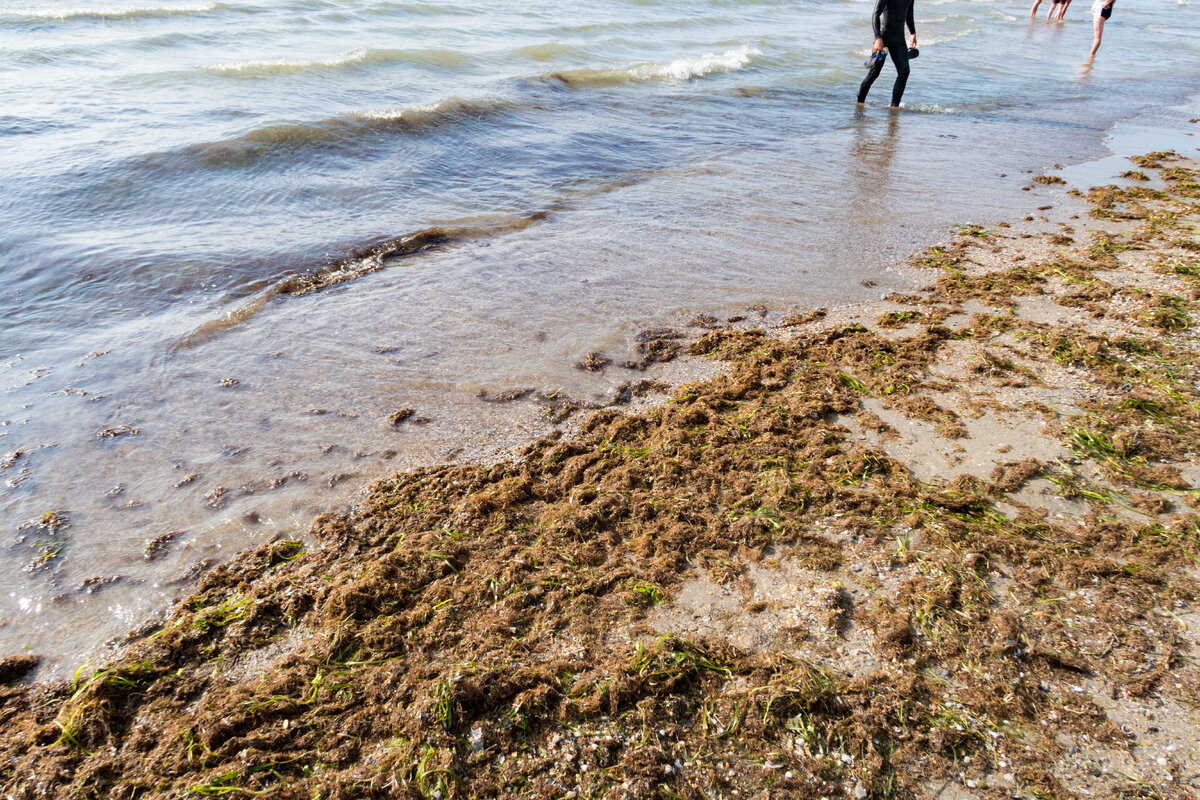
200, 47, 372, 75
10, 1, 217, 20
903, 103, 964, 114
351, 96, 509, 123
920, 14, 974, 23
354, 100, 451, 121
918, 28, 978, 46
854, 27, 974, 56
627, 45, 760, 81
550, 45, 761, 88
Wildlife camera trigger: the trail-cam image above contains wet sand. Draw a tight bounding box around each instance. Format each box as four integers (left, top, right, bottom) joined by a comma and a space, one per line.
2, 153, 1199, 799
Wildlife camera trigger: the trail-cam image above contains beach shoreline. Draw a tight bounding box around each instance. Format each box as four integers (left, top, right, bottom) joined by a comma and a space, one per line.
7, 36, 1200, 674
2, 150, 1199, 799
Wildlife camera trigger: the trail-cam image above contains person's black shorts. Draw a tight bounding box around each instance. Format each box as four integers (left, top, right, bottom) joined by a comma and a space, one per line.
1099, 4, 1112, 18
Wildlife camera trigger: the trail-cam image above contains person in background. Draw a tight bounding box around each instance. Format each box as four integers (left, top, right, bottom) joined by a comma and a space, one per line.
857, 0, 918, 107
1090, 0, 1115, 54
1030, 0, 1071, 20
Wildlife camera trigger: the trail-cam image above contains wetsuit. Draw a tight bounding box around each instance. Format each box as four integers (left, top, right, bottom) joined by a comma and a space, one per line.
857, 0, 916, 107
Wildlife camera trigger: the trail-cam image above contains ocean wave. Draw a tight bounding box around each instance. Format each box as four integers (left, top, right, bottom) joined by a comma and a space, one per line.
858, 27, 976, 53
348, 95, 516, 126
4, 2, 221, 21
0, 115, 74, 136
199, 47, 373, 75
198, 46, 471, 76
515, 41, 591, 62
173, 96, 514, 167
545, 45, 760, 88
543, 14, 731, 37
919, 13, 975, 23
79, 93, 516, 186
365, 1, 476, 15
918, 28, 978, 46
901, 103, 965, 114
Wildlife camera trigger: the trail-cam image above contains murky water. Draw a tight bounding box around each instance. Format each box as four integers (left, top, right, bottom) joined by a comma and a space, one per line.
2, 0, 1199, 674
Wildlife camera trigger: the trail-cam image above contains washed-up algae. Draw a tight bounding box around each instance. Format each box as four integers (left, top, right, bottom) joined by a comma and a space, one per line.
3, 158, 1200, 799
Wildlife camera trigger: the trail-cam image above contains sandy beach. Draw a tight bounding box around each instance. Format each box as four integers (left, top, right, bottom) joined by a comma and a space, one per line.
2, 152, 1199, 799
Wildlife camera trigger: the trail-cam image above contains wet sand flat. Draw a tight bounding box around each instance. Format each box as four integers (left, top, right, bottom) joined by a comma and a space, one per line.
2, 153, 1200, 799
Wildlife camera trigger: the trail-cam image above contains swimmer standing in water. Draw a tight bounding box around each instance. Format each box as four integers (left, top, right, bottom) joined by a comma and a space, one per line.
857, 0, 918, 108
1090, 0, 1115, 55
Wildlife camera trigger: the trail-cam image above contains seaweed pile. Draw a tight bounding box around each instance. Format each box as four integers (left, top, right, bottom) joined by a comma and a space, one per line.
2, 156, 1199, 799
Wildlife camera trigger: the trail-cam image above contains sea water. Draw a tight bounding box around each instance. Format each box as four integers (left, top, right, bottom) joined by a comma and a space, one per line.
1, 0, 1198, 674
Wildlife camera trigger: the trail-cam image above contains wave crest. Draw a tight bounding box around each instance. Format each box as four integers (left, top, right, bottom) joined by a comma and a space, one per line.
5, 2, 219, 21
546, 45, 760, 88
198, 47, 471, 76
350, 96, 514, 125
199, 47, 372, 75
919, 29, 978, 46
169, 96, 514, 171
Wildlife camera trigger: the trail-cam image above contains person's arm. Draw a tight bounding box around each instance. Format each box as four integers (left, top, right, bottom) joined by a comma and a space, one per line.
907, 0, 917, 46
871, 0, 886, 50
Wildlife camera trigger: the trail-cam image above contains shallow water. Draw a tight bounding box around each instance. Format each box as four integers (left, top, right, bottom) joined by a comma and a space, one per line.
1, 0, 1199, 673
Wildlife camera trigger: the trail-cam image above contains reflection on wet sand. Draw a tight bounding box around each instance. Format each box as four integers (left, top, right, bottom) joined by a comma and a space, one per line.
849, 108, 902, 226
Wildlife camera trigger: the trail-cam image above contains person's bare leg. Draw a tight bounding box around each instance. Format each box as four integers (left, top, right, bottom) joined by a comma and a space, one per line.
1046, 3, 1058, 20
1030, 0, 1042, 17
1090, 13, 1105, 55
1056, 0, 1071, 19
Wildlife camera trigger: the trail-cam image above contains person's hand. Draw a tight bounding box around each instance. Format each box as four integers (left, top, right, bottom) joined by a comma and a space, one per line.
910, 34, 918, 48
873, 37, 884, 53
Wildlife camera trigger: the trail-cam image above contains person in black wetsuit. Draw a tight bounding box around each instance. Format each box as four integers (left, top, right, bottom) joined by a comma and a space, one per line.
857, 0, 918, 108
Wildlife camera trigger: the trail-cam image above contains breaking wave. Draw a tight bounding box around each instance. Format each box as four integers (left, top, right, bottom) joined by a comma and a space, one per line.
918, 29, 979, 46
348, 95, 509, 123
155, 96, 516, 171
544, 46, 760, 88
4, 2, 220, 21
198, 46, 472, 76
